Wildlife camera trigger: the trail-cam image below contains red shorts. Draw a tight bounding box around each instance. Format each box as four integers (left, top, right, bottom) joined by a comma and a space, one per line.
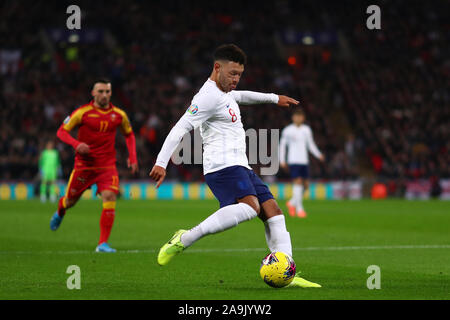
65, 166, 119, 199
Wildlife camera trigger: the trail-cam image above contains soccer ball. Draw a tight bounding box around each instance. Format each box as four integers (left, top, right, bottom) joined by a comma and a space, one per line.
259, 252, 296, 288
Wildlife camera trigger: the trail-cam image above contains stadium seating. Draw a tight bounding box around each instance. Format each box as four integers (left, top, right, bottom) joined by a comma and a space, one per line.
0, 1, 447, 198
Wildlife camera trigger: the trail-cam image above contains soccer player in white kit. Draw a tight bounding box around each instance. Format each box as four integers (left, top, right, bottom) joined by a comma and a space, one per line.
280, 108, 325, 218
149, 44, 320, 288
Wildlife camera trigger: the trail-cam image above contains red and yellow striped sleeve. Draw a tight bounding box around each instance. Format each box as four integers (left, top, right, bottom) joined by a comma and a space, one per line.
62, 105, 93, 131
114, 107, 133, 135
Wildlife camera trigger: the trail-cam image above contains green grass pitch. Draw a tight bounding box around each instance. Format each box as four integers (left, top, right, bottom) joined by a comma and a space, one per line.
0, 199, 449, 300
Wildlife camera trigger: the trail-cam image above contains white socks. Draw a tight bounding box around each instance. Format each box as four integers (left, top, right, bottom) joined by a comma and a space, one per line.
264, 215, 292, 257
180, 202, 257, 247
179, 203, 293, 259
292, 184, 304, 211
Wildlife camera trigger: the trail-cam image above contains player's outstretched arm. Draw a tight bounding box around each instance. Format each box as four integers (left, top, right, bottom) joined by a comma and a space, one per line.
230, 90, 279, 105
230, 91, 299, 107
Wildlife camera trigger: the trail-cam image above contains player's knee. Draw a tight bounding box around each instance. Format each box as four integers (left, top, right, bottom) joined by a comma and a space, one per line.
104, 195, 116, 202
245, 201, 260, 215
249, 198, 260, 215
253, 202, 261, 215
262, 204, 283, 220
102, 191, 116, 202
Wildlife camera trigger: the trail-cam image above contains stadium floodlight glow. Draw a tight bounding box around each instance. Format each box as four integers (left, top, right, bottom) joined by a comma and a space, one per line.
302, 36, 314, 45
68, 34, 80, 43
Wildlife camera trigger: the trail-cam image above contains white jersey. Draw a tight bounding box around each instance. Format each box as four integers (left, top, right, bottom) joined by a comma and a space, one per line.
279, 123, 322, 165
155, 79, 278, 174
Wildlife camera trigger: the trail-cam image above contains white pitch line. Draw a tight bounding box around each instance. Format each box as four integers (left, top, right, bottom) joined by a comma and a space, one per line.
0, 244, 449, 255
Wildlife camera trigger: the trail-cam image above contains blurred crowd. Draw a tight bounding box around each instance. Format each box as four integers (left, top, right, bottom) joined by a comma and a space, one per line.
0, 0, 448, 186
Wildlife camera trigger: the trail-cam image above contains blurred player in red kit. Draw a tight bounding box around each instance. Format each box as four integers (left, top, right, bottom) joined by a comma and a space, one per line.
50, 78, 138, 252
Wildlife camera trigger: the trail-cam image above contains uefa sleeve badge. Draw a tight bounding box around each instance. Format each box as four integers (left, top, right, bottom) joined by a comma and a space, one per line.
187, 104, 198, 115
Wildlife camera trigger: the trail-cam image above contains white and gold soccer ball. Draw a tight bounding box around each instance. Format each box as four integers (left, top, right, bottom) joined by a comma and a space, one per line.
259, 252, 296, 288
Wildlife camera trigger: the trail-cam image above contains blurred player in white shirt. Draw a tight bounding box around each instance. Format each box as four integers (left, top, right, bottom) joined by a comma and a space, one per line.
280, 108, 325, 218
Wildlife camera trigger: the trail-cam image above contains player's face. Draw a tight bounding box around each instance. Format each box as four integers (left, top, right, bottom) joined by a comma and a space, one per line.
92, 83, 112, 108
218, 61, 244, 92
292, 113, 305, 125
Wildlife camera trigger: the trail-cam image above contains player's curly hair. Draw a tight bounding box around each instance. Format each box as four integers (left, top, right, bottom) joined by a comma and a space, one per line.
213, 44, 247, 65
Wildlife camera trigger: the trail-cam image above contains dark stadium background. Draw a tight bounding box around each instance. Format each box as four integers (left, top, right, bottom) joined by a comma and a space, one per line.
0, 0, 448, 198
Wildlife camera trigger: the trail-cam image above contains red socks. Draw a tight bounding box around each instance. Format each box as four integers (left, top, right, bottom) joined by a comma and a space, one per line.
99, 202, 116, 245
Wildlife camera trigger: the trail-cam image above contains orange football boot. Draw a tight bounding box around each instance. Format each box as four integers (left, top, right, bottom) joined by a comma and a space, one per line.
286, 201, 296, 217
297, 209, 307, 218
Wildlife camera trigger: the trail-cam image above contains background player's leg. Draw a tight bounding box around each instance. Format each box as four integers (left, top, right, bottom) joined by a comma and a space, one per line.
40, 180, 48, 203
49, 180, 57, 203
56, 196, 78, 217
57, 170, 84, 217
50, 196, 78, 231
180, 195, 259, 247
286, 178, 296, 217
293, 177, 306, 217
286, 166, 297, 217
51, 169, 90, 231
57, 193, 78, 216
299, 179, 310, 217
303, 180, 309, 194
98, 190, 117, 246
95, 168, 119, 252
260, 199, 292, 257
288, 179, 296, 207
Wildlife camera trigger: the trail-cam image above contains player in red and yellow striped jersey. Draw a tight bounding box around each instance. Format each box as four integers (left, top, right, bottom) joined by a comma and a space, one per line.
50, 78, 138, 253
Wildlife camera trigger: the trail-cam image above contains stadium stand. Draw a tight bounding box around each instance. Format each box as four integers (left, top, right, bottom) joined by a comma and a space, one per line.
0, 0, 448, 197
